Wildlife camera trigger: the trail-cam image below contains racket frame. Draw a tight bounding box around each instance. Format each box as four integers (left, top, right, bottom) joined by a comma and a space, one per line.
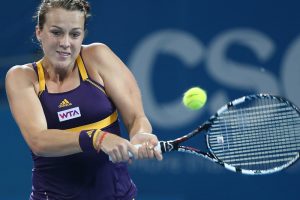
159, 94, 300, 175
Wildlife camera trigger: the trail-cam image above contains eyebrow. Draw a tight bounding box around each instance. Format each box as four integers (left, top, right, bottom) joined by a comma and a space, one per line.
50, 25, 83, 31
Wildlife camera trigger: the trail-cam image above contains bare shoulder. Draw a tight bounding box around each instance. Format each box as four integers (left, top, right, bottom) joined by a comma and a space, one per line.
82, 42, 110, 52
5, 64, 38, 90
81, 43, 113, 62
79, 43, 112, 85
81, 43, 124, 80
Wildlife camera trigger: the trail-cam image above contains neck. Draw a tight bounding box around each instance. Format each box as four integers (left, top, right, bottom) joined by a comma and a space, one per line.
42, 59, 76, 83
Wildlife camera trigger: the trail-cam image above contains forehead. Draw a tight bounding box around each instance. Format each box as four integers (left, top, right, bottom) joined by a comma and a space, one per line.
44, 8, 85, 28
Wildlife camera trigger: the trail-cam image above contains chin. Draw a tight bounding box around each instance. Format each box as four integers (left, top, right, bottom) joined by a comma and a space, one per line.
51, 62, 69, 72
55, 57, 73, 66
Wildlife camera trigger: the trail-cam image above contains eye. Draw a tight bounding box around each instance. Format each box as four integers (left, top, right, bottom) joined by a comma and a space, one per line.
51, 30, 62, 36
70, 32, 81, 38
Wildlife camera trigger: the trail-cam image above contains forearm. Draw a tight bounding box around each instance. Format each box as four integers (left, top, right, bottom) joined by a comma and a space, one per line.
29, 129, 82, 157
127, 115, 152, 139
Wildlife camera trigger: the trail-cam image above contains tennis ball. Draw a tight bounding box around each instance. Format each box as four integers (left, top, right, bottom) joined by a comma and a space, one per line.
183, 87, 207, 110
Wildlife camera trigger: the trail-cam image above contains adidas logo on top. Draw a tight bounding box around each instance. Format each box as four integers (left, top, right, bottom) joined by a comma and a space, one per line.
59, 99, 73, 108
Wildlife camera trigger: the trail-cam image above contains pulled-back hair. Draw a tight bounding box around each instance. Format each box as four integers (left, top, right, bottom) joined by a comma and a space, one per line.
33, 0, 91, 30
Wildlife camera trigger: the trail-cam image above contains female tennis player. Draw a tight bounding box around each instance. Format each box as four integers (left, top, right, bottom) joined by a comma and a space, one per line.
5, 0, 162, 199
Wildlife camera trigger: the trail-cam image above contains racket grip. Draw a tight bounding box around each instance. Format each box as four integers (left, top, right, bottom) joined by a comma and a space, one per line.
108, 143, 161, 161
128, 144, 142, 158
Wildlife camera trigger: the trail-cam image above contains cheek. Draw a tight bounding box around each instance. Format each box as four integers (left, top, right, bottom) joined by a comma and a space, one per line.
72, 39, 84, 52
42, 38, 58, 50
43, 44, 58, 57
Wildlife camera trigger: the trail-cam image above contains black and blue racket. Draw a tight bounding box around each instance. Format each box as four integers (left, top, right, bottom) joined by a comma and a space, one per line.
154, 94, 300, 175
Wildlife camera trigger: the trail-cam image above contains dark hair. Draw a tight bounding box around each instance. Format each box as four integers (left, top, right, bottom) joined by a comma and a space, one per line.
33, 0, 91, 30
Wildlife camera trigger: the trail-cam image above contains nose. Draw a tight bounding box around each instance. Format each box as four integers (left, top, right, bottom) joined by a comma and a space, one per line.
59, 35, 71, 49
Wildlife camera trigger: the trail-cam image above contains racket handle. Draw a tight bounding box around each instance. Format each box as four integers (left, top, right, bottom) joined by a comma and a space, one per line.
127, 144, 142, 158
109, 143, 161, 161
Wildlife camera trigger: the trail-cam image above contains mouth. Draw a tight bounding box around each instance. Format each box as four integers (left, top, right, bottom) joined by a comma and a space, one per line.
56, 51, 71, 57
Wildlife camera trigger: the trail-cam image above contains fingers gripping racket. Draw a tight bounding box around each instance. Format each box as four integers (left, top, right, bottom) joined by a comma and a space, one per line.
154, 94, 300, 175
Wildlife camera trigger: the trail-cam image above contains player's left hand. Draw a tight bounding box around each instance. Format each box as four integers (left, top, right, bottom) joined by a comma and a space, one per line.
130, 132, 163, 161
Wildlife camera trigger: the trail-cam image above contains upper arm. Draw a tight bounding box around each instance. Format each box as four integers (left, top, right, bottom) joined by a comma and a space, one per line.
83, 44, 147, 131
5, 65, 47, 150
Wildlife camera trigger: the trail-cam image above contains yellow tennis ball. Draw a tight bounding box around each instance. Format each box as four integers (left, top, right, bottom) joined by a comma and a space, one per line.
183, 87, 207, 110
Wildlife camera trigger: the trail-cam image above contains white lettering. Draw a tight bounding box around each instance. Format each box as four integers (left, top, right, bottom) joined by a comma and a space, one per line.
128, 30, 206, 129
207, 28, 280, 94
281, 35, 300, 105
128, 28, 300, 130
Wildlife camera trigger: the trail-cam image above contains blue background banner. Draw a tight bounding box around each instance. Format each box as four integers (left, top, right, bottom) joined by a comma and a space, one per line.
1, 1, 300, 199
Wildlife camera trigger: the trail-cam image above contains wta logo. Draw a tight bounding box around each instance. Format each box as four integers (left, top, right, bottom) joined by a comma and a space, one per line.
57, 107, 81, 122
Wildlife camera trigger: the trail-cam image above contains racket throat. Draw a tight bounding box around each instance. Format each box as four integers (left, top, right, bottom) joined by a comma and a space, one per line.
160, 141, 179, 153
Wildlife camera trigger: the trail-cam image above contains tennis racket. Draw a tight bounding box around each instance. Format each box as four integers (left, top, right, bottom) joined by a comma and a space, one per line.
154, 94, 300, 175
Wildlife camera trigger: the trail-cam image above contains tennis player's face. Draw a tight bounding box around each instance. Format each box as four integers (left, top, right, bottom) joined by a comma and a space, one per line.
36, 8, 85, 70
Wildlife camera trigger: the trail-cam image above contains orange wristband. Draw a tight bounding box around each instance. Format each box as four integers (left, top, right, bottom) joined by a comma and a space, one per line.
97, 131, 108, 153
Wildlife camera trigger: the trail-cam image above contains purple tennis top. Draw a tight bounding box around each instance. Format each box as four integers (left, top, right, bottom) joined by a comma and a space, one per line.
29, 54, 137, 200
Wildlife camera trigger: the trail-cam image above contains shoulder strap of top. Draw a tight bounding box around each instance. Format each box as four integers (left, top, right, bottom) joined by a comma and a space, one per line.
76, 54, 89, 81
35, 60, 46, 95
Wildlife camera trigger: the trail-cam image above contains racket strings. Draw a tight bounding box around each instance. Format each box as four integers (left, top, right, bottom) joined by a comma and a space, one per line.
210, 110, 300, 149
210, 119, 300, 148
208, 97, 300, 171
211, 137, 300, 154
212, 145, 300, 165
214, 110, 299, 130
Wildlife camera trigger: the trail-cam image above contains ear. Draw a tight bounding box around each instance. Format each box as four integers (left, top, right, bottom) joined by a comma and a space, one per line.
35, 26, 42, 42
